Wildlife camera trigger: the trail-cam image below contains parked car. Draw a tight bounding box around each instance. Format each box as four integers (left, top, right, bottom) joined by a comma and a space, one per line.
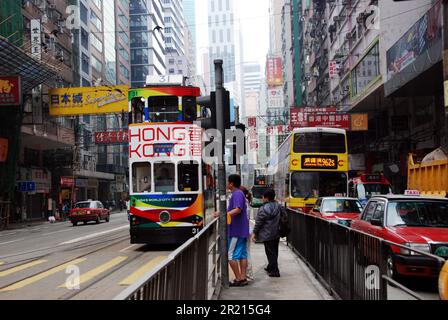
351, 195, 448, 279
69, 200, 110, 226
310, 197, 363, 226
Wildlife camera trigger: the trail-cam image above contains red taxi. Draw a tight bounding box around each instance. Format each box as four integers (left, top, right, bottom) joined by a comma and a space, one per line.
351, 195, 448, 279
69, 201, 110, 226
310, 197, 363, 226
348, 174, 392, 207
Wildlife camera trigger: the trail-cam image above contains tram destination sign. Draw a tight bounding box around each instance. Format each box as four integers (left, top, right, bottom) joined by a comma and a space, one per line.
301, 155, 339, 170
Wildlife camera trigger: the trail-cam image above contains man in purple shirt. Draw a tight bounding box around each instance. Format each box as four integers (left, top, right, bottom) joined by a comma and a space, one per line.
215, 174, 250, 287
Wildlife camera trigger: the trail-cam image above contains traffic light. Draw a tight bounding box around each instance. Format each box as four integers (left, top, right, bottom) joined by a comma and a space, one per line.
197, 90, 231, 130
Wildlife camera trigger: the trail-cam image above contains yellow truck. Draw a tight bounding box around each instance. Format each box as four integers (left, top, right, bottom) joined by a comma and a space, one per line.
408, 149, 448, 197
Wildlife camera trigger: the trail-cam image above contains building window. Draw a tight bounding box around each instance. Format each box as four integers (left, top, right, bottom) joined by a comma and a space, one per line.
351, 42, 380, 98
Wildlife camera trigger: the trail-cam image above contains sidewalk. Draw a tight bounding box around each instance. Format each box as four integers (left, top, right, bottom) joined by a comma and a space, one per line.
219, 240, 333, 300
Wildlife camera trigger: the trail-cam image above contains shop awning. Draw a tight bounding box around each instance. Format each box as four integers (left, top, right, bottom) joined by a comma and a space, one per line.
0, 37, 59, 93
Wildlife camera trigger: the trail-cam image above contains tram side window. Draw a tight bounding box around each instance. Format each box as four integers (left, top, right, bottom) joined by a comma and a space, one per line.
154, 162, 175, 193
148, 96, 179, 123
132, 162, 151, 193
178, 161, 199, 192
130, 97, 145, 124
182, 96, 197, 122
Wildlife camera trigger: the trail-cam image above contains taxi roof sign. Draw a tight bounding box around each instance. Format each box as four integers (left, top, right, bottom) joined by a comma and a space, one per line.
404, 190, 420, 196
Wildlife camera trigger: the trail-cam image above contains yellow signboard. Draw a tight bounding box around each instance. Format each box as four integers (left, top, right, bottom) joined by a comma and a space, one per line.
49, 86, 129, 116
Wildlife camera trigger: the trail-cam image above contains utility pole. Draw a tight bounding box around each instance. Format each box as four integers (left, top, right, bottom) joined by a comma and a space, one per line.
215, 60, 229, 288
234, 105, 241, 176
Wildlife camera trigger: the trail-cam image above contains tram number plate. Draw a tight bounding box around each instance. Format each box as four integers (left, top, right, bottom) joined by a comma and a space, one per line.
154, 143, 174, 153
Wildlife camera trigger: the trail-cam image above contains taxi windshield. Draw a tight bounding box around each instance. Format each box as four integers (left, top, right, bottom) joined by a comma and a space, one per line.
321, 199, 362, 215
75, 202, 92, 209
387, 201, 448, 227
357, 184, 392, 199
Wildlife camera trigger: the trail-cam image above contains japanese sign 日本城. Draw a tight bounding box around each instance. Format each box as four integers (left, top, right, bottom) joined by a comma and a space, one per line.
49, 86, 129, 116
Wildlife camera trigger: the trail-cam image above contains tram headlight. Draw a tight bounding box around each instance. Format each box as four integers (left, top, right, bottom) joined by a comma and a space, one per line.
160, 211, 171, 224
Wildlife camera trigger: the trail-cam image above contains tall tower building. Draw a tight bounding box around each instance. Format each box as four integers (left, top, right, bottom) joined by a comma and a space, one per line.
130, 0, 166, 88
183, 0, 197, 74
207, 0, 236, 89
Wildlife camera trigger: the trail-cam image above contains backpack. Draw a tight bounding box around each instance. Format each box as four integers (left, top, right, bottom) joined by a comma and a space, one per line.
278, 205, 291, 238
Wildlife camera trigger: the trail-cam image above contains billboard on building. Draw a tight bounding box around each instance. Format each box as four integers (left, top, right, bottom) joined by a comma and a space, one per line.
386, 1, 442, 81
266, 57, 283, 87
267, 88, 284, 108
49, 86, 129, 116
290, 107, 337, 128
94, 131, 129, 144
307, 114, 351, 131
0, 76, 21, 106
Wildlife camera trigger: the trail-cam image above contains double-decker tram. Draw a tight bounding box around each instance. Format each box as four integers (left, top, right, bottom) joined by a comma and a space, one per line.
268, 127, 349, 213
128, 76, 215, 245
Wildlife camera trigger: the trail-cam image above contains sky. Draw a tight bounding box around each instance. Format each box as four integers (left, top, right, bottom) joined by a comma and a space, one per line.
195, 0, 270, 76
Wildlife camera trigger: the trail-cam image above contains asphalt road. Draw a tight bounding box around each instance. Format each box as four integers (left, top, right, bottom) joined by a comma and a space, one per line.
0, 211, 174, 300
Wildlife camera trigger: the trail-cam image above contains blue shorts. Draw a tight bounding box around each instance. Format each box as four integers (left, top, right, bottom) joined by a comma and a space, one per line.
228, 237, 248, 261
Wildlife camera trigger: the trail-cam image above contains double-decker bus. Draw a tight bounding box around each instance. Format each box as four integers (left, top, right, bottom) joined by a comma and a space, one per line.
268, 127, 349, 213
128, 78, 215, 244
250, 170, 273, 208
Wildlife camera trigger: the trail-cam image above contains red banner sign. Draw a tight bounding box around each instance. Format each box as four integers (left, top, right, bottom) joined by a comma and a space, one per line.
0, 76, 21, 106
94, 131, 129, 144
247, 117, 257, 128
61, 177, 75, 187
266, 57, 283, 87
0, 138, 8, 162
307, 114, 351, 130
290, 107, 337, 128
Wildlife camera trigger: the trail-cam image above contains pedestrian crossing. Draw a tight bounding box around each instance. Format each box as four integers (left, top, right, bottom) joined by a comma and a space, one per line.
0, 255, 167, 293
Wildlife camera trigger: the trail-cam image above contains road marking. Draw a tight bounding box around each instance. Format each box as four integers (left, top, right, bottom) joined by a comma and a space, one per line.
119, 256, 167, 286
0, 258, 86, 292
0, 260, 47, 278
119, 244, 138, 253
59, 225, 129, 245
0, 239, 25, 246
59, 256, 128, 288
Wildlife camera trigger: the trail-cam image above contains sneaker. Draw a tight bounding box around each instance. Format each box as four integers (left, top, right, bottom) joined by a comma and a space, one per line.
239, 279, 249, 286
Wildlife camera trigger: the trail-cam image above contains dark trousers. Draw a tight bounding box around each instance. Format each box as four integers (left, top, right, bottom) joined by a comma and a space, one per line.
264, 238, 280, 275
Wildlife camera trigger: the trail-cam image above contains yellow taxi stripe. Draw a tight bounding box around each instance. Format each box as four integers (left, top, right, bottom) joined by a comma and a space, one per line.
0, 260, 47, 278
59, 256, 127, 288
119, 256, 167, 286
0, 258, 86, 292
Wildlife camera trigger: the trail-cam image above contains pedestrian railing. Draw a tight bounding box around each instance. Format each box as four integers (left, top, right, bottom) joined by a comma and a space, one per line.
286, 209, 446, 300
0, 201, 11, 230
114, 218, 221, 300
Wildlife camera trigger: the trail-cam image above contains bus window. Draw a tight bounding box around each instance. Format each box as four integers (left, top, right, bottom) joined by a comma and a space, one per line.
132, 162, 151, 193
291, 172, 347, 198
130, 97, 145, 124
182, 96, 197, 122
148, 96, 179, 123
154, 162, 175, 193
178, 161, 199, 192
293, 132, 346, 153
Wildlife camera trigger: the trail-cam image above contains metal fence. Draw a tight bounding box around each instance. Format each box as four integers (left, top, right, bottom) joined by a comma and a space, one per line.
287, 209, 446, 300
114, 218, 221, 300
0, 201, 10, 230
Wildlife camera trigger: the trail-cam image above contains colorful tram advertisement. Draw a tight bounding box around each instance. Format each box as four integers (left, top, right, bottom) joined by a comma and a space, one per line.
268, 127, 349, 213
127, 82, 215, 245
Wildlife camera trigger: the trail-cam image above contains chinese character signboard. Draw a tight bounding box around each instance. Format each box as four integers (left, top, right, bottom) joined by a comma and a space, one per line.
301, 155, 339, 170
247, 117, 257, 128
266, 57, 283, 87
290, 107, 337, 128
329, 60, 337, 78
94, 130, 129, 144
31, 19, 42, 61
267, 88, 284, 108
248, 128, 258, 152
17, 181, 36, 193
61, 177, 75, 187
0, 76, 21, 106
0, 138, 8, 162
49, 86, 129, 116
307, 114, 351, 130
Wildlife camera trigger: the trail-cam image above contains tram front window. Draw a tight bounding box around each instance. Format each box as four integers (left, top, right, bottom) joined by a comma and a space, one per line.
291, 172, 347, 198
155, 163, 175, 193
178, 161, 199, 192
132, 162, 151, 193
148, 96, 179, 123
